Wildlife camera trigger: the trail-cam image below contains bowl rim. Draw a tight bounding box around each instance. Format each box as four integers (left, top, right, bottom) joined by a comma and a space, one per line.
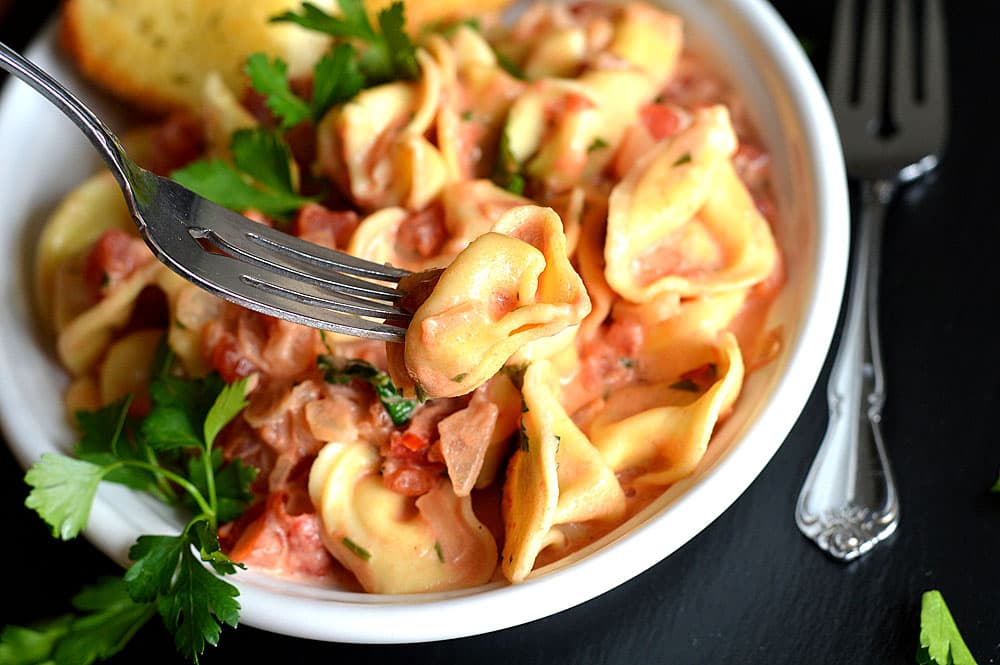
0, 0, 849, 644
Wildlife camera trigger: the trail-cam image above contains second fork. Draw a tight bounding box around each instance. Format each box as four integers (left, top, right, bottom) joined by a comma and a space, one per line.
795, 0, 949, 561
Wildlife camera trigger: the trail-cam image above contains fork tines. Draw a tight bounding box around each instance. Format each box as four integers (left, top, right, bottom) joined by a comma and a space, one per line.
827, 0, 948, 181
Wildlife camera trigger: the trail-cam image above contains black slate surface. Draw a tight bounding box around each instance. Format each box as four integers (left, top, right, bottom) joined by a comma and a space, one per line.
1, 1, 998, 663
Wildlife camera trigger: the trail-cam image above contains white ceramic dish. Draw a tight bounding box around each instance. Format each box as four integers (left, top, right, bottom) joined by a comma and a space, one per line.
0, 0, 848, 645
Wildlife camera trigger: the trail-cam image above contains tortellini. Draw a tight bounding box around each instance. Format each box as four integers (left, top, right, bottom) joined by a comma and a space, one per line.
500, 2, 683, 192
401, 205, 591, 398
502, 360, 625, 582
604, 105, 778, 303
317, 50, 449, 212
308, 438, 498, 594
589, 332, 745, 487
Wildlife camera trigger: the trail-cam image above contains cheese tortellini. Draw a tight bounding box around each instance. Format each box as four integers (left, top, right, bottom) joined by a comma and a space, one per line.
309, 438, 498, 594
400, 205, 591, 398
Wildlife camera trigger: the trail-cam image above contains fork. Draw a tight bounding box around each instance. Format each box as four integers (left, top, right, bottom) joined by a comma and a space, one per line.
794, 0, 948, 561
0, 41, 412, 343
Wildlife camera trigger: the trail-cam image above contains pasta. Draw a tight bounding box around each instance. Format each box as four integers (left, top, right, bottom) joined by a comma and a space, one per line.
38, 0, 784, 594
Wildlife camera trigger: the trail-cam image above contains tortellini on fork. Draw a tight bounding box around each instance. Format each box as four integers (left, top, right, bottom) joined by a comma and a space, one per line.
397, 205, 591, 399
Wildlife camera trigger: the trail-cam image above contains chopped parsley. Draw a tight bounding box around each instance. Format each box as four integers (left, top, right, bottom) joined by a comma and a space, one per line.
342, 537, 372, 561
587, 137, 609, 153
518, 422, 530, 452
492, 130, 526, 195
669, 378, 700, 392
672, 151, 693, 167
318, 356, 417, 425
434, 541, 445, 563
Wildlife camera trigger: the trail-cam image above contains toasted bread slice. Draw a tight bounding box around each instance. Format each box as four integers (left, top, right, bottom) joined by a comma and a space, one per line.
60, 0, 516, 115
60, 0, 337, 114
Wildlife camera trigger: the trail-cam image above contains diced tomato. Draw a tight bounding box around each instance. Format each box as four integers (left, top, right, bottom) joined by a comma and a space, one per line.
399, 431, 429, 453
83, 229, 153, 296
397, 203, 446, 259
292, 203, 360, 250
561, 91, 595, 114
639, 102, 682, 140
224, 491, 335, 580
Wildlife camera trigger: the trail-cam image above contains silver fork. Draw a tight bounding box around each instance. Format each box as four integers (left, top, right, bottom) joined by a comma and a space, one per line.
0, 42, 412, 343
795, 0, 948, 560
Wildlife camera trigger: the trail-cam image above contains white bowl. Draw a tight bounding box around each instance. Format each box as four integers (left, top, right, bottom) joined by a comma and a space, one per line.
0, 0, 848, 644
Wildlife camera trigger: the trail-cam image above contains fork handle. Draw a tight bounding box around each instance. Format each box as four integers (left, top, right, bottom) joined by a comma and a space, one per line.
794, 179, 900, 561
0, 41, 134, 190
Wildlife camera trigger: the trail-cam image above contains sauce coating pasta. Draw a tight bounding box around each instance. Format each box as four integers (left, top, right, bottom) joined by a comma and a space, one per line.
38, 0, 783, 593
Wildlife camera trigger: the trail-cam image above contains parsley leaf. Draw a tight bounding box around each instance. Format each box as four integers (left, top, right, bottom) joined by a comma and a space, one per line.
185, 450, 257, 523
244, 53, 312, 128
271, 0, 375, 40
318, 356, 417, 425
0, 617, 73, 664
24, 454, 106, 540
311, 44, 366, 120
55, 579, 156, 665
918, 590, 979, 665
230, 128, 297, 194
272, 0, 419, 84
170, 128, 314, 219
156, 537, 241, 658
142, 373, 224, 451
375, 2, 419, 81
203, 377, 250, 448
74, 397, 168, 498
0, 578, 156, 665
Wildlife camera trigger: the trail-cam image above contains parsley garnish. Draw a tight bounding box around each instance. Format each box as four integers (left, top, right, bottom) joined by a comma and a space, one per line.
669, 378, 700, 392
672, 151, 693, 167
246, 46, 364, 128
7, 369, 253, 663
171, 128, 315, 219
342, 537, 372, 561
918, 590, 979, 665
318, 356, 417, 425
493, 130, 526, 196
272, 0, 419, 84
244, 53, 312, 128
587, 137, 609, 153
434, 541, 445, 563
494, 49, 525, 80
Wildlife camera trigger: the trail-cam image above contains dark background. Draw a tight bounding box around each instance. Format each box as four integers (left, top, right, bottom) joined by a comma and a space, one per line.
1, 1, 998, 663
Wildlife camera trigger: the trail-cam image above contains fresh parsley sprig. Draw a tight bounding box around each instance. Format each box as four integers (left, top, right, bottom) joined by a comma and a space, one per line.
318, 355, 418, 425
171, 127, 315, 219
3, 367, 253, 664
271, 0, 419, 84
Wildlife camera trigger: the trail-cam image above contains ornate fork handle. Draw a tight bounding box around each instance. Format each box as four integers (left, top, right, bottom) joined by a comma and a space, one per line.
794, 179, 900, 561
